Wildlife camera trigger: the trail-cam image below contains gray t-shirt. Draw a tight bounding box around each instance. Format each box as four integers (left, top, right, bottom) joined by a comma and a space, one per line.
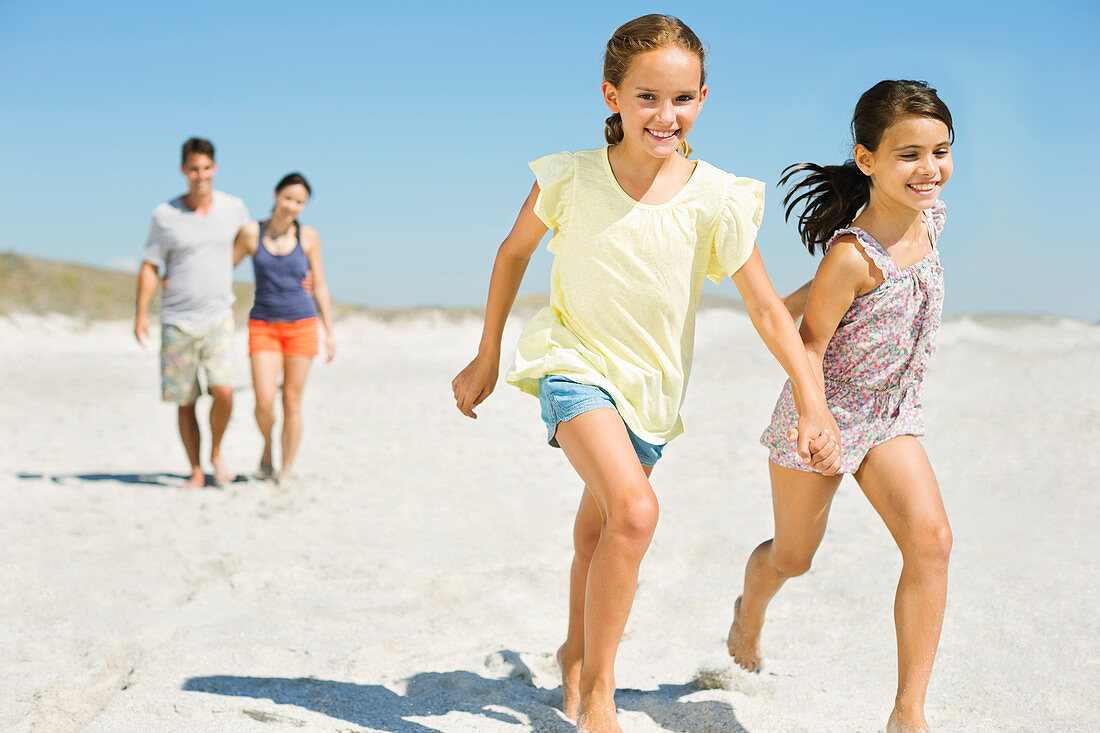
143, 190, 250, 327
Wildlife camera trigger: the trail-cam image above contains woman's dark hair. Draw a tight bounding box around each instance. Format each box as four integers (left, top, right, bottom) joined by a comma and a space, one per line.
603, 14, 706, 157
275, 172, 312, 197
781, 80, 954, 254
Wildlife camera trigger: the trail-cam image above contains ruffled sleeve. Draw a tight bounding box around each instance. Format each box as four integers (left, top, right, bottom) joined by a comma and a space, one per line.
528, 151, 576, 233
706, 174, 765, 283
824, 227, 897, 277
927, 199, 946, 244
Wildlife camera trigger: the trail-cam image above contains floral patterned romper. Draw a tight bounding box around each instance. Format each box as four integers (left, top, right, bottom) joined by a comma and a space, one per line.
761, 201, 946, 474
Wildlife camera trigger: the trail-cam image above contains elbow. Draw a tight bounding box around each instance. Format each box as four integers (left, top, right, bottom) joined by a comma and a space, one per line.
749, 294, 788, 328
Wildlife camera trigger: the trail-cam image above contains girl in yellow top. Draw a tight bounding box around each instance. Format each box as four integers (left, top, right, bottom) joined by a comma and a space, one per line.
452, 14, 841, 733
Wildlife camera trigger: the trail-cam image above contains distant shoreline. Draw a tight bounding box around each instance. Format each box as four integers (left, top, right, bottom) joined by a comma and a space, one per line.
2, 251, 1094, 327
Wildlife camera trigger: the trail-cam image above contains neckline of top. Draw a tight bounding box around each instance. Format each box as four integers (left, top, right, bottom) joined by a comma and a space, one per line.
176, 191, 217, 218
258, 221, 301, 258
601, 146, 702, 210
847, 209, 938, 275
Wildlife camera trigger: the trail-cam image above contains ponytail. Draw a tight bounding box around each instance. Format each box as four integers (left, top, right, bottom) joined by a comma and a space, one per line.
604, 113, 624, 145
782, 80, 954, 255
780, 161, 869, 255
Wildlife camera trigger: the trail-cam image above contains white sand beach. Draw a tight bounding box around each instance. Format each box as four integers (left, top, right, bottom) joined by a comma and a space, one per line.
1, 309, 1097, 732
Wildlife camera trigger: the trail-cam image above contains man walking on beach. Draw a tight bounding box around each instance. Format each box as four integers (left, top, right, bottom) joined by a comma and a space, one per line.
134, 138, 250, 488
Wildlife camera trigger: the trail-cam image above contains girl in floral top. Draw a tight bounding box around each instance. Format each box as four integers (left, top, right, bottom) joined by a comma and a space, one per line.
729, 80, 955, 733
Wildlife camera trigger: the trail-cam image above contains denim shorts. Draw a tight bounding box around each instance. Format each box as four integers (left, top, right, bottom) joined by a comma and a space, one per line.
537, 375, 665, 466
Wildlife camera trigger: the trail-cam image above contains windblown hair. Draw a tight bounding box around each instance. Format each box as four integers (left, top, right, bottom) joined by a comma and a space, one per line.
603, 14, 706, 158
275, 172, 312, 197
781, 80, 954, 254
181, 137, 215, 164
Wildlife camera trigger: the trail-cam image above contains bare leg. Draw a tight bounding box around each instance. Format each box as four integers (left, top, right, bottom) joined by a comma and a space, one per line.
554, 408, 658, 733
559, 463, 654, 721
251, 351, 282, 478
277, 355, 312, 487
208, 385, 233, 486
854, 437, 951, 733
177, 403, 204, 488
729, 461, 841, 670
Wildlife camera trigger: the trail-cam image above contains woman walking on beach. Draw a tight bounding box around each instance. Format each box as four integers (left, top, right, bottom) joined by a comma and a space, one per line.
452, 15, 840, 733
233, 173, 334, 488
728, 80, 955, 733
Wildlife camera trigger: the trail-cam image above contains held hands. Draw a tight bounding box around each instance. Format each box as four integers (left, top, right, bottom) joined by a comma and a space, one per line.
789, 408, 843, 476
451, 353, 499, 419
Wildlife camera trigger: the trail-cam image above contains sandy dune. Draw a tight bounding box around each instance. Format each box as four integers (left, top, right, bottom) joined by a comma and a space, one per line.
1, 310, 1097, 732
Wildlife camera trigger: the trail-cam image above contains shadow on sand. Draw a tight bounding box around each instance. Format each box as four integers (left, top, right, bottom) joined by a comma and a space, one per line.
16, 471, 249, 488
183, 650, 746, 732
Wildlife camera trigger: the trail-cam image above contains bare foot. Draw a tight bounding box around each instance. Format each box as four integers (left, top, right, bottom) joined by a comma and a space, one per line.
255, 462, 275, 481
556, 644, 581, 721
276, 472, 292, 490
887, 708, 929, 733
727, 596, 763, 672
212, 457, 232, 488
181, 469, 205, 490
576, 698, 621, 733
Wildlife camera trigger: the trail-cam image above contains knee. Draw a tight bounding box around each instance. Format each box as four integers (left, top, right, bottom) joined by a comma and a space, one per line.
771, 547, 815, 579
605, 492, 659, 549
281, 391, 302, 417
574, 523, 600, 561
903, 520, 952, 572
210, 386, 233, 406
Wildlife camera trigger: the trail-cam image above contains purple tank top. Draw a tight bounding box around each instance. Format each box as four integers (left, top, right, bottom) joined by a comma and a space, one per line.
249, 223, 317, 322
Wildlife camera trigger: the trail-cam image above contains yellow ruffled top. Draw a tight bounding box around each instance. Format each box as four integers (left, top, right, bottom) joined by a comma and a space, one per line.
506, 146, 764, 444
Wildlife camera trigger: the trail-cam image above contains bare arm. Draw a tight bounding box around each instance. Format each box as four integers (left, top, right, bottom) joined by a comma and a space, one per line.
232, 222, 259, 267
782, 279, 813, 322
799, 237, 876, 383
134, 262, 160, 345
451, 182, 548, 418
731, 246, 841, 473
302, 226, 336, 362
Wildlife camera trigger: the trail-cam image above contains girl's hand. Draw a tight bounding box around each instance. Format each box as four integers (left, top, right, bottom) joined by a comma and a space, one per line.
789, 406, 843, 476
452, 354, 499, 419
324, 334, 335, 363
789, 425, 842, 475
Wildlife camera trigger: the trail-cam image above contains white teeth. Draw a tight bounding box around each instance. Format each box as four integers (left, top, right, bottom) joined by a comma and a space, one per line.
648, 129, 676, 139
909, 183, 936, 191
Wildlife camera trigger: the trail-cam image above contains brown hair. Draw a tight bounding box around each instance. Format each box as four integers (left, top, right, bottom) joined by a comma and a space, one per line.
180, 137, 214, 165
781, 80, 954, 253
603, 14, 706, 157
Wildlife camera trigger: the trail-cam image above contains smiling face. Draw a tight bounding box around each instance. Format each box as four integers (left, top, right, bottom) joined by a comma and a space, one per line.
602, 45, 707, 158
273, 183, 309, 222
181, 153, 216, 197
856, 116, 953, 212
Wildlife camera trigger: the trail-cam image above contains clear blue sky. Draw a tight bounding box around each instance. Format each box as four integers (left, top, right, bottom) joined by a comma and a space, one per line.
1, 1, 1096, 319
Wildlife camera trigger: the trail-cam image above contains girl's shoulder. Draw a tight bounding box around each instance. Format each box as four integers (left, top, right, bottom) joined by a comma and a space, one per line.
818, 234, 882, 294
691, 159, 765, 198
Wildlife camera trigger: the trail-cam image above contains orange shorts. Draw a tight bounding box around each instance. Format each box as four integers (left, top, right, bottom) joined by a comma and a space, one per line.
248, 317, 319, 358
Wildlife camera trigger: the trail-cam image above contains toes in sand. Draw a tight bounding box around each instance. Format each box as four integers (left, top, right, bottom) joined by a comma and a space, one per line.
576, 700, 622, 733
